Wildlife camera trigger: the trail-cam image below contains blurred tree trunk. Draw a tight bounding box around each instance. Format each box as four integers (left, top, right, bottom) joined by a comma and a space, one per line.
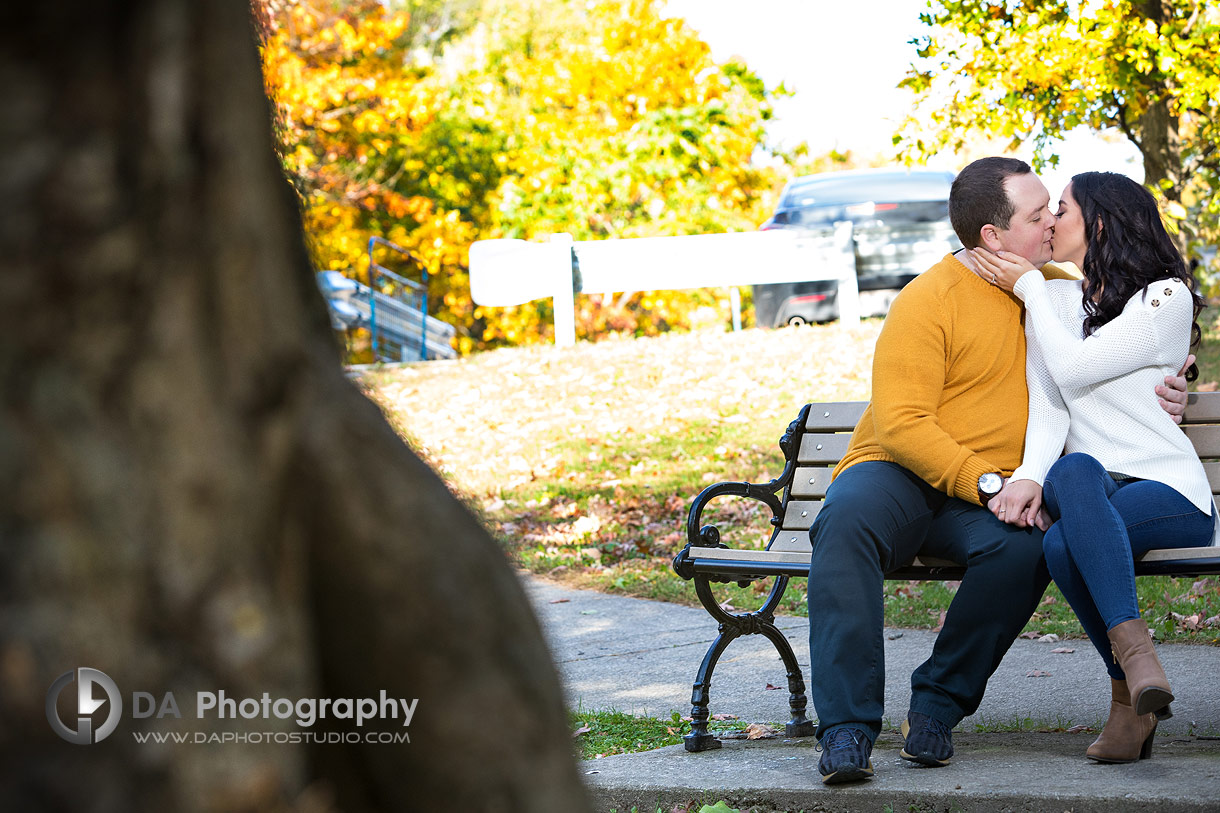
0, 1, 589, 811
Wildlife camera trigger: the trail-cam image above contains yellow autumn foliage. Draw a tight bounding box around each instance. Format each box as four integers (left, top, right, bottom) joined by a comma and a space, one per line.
258, 0, 789, 356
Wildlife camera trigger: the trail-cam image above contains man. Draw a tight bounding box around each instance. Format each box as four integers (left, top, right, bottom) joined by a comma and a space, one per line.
809, 157, 1191, 784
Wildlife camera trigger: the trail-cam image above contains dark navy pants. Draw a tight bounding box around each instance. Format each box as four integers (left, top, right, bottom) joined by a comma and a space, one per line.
807, 461, 1049, 744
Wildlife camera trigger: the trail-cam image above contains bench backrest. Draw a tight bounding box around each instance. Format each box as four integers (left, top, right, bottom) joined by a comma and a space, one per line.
768, 392, 1220, 557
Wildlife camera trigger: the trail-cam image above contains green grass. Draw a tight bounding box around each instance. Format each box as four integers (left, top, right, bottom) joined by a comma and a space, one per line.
971, 714, 1090, 734
572, 709, 686, 760
367, 314, 1220, 645
571, 709, 749, 760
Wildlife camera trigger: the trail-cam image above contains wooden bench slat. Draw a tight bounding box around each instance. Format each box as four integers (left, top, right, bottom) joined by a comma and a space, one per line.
797, 433, 853, 464
770, 531, 810, 551
1183, 392, 1220, 424
780, 500, 822, 532
1137, 546, 1220, 562
1183, 425, 1220, 458
804, 402, 867, 432
691, 546, 961, 570
790, 467, 834, 498
1204, 461, 1220, 491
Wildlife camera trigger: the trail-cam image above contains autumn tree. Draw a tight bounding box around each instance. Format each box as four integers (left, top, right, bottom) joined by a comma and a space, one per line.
259, 0, 786, 350
0, 1, 589, 810
897, 0, 1220, 269
467, 0, 780, 342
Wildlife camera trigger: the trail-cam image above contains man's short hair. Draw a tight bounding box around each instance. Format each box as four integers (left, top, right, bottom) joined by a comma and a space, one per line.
949, 157, 1033, 249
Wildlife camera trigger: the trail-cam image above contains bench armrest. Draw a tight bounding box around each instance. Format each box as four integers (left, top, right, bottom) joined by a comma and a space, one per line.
685, 480, 784, 549
673, 479, 785, 581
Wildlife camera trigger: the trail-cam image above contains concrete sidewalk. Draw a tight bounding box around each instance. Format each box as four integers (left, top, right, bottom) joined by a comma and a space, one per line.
524, 577, 1220, 812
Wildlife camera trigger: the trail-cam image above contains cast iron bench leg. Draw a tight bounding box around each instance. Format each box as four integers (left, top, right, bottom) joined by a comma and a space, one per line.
757, 621, 816, 737
685, 572, 815, 751
684, 625, 739, 751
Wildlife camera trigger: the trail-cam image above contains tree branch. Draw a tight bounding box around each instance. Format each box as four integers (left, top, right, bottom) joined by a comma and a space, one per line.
1115, 98, 1143, 152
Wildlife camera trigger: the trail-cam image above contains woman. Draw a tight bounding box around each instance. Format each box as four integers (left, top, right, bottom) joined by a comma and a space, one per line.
971, 171, 1216, 764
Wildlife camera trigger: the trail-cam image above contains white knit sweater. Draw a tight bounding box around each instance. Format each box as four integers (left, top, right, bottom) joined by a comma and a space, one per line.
1010, 271, 1215, 528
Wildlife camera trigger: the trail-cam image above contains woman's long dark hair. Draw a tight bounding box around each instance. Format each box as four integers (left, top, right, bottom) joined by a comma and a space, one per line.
1073, 171, 1206, 380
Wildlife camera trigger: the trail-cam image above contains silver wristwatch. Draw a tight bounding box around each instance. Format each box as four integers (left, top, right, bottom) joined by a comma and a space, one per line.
977, 472, 1003, 504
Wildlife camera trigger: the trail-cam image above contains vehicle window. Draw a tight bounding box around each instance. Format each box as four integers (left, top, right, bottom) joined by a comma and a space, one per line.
787, 199, 948, 227
780, 172, 953, 210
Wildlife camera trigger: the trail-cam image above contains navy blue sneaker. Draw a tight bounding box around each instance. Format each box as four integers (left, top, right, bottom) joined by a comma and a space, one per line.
900, 711, 954, 766
817, 727, 874, 784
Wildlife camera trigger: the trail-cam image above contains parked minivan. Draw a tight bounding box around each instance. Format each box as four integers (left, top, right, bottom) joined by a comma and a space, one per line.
754, 168, 961, 326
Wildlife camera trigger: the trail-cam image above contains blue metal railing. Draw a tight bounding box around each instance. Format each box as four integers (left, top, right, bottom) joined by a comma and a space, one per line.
315, 236, 456, 363
368, 236, 429, 362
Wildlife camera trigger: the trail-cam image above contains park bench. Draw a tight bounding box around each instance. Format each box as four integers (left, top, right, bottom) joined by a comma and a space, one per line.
671, 393, 1220, 753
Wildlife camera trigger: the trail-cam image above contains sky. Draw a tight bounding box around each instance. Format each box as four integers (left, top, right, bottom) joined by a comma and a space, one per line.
662, 0, 1144, 197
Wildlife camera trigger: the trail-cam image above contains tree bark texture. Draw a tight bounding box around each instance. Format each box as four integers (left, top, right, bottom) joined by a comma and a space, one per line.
1130, 0, 1184, 201
0, 2, 589, 811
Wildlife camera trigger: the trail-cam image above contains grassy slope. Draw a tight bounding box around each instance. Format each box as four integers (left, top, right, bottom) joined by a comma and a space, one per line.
364, 314, 1220, 644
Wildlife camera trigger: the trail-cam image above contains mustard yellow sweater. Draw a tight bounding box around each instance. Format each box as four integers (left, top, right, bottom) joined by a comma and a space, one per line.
834, 253, 1078, 505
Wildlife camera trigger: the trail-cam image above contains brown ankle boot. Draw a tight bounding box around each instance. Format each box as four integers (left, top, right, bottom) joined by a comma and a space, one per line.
1108, 619, 1174, 716
1086, 679, 1157, 763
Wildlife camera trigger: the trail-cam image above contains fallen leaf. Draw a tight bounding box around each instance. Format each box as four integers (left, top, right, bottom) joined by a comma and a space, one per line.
1026, 670, 1052, 678
1038, 633, 1060, 643
745, 723, 779, 740
1066, 724, 1092, 733
572, 724, 592, 737
711, 713, 738, 720
764, 682, 782, 690
1051, 647, 1076, 654
1020, 632, 1041, 639
933, 610, 947, 632
549, 598, 570, 604
1040, 595, 1058, 606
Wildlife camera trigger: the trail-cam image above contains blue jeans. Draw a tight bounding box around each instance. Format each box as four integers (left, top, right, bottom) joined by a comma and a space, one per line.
808, 461, 1049, 744
1042, 453, 1214, 679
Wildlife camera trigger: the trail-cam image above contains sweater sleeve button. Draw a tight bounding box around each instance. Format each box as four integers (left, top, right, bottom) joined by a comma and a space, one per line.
1152, 299, 1161, 307
1164, 287, 1173, 295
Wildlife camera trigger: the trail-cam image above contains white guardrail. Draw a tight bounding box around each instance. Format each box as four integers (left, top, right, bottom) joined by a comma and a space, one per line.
468, 223, 860, 346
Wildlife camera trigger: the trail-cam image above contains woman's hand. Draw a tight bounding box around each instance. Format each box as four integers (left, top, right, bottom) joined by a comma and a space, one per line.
969, 248, 1038, 293
987, 478, 1044, 528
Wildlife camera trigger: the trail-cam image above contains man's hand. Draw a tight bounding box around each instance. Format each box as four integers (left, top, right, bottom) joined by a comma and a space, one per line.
1157, 353, 1194, 425
987, 479, 1043, 528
